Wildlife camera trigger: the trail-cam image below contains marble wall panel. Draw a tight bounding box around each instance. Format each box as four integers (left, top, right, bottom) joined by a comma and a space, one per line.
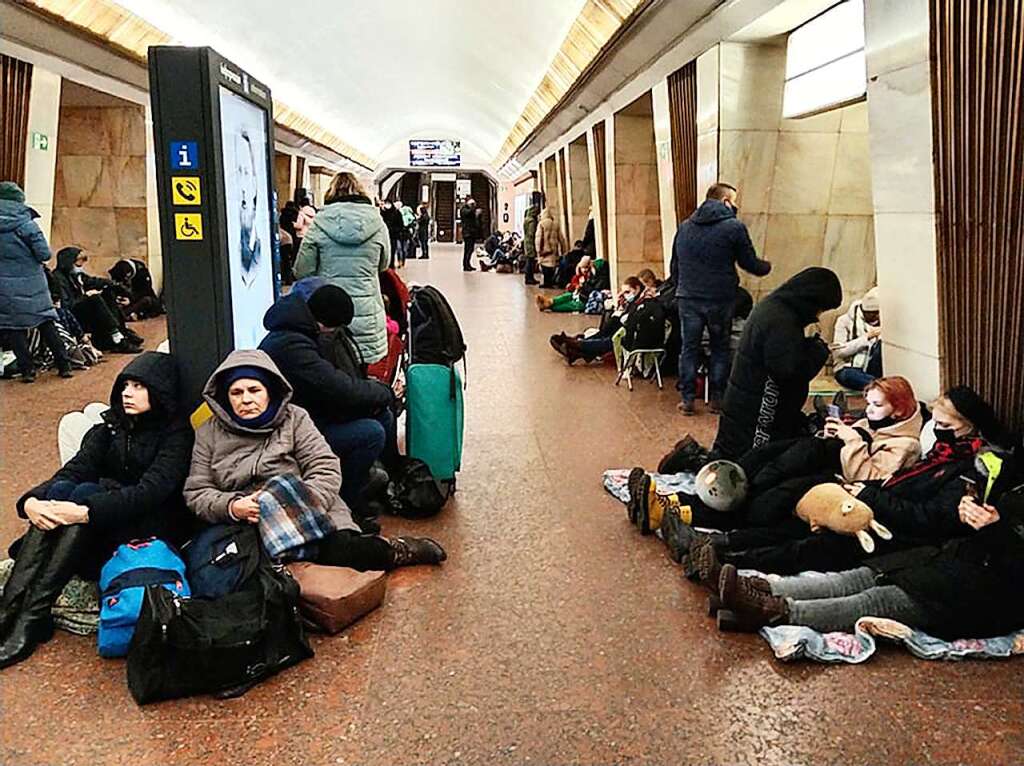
780, 109, 843, 133
613, 115, 657, 164
568, 140, 592, 242
829, 133, 874, 215
696, 130, 718, 196
866, 60, 935, 215
761, 213, 828, 288
110, 156, 148, 208
24, 67, 62, 241
823, 215, 877, 305
50, 206, 119, 255
840, 101, 870, 133
717, 130, 778, 213
54, 155, 113, 208
105, 106, 146, 157
864, 0, 931, 78
115, 208, 149, 261
696, 46, 720, 134
719, 43, 786, 131
770, 132, 839, 215
880, 344, 942, 402
57, 107, 112, 156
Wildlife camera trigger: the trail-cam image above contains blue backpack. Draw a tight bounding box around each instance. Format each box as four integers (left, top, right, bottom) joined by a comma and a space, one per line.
98, 539, 189, 658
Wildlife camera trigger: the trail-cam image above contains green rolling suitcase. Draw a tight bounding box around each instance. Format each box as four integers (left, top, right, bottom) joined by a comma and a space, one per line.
405, 363, 464, 483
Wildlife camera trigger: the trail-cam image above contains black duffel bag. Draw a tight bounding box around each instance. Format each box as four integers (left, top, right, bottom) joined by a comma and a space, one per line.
385, 456, 451, 519
126, 553, 312, 705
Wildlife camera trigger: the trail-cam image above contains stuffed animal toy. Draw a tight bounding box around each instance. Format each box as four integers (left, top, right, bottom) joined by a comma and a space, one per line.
795, 483, 893, 553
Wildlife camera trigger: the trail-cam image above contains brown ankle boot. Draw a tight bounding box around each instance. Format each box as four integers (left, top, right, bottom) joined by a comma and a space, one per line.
717, 564, 787, 631
535, 295, 553, 311
687, 537, 722, 591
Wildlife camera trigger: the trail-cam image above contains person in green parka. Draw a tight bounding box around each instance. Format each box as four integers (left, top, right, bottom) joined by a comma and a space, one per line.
521, 191, 542, 285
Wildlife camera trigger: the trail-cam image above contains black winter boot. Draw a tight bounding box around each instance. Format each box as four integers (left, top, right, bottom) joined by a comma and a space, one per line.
657, 435, 710, 475
0, 526, 57, 637
389, 536, 447, 568
0, 525, 87, 669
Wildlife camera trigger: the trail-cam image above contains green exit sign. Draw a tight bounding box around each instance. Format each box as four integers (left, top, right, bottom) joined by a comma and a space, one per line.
31, 132, 49, 151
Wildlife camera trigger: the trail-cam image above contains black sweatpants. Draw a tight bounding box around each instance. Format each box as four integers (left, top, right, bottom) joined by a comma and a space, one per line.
71, 293, 123, 347
462, 237, 476, 270
1, 320, 70, 376
540, 266, 556, 288
315, 530, 395, 571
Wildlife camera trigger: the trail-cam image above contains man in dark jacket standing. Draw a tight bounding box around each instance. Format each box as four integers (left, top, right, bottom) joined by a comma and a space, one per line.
460, 198, 479, 272
259, 285, 397, 527
670, 183, 771, 414
712, 267, 842, 460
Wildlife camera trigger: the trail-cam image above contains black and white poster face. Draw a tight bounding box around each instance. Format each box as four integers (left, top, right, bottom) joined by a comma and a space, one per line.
219, 86, 273, 348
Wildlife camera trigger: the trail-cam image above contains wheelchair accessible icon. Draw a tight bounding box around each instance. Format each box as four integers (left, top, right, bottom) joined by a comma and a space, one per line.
174, 213, 203, 241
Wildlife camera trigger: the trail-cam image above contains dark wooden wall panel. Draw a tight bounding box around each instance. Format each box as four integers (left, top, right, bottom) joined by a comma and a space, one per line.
668, 60, 698, 224
1, 54, 33, 188
592, 121, 609, 260
931, 0, 1024, 432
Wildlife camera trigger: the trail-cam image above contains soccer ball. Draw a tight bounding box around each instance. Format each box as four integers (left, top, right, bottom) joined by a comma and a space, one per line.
695, 460, 748, 512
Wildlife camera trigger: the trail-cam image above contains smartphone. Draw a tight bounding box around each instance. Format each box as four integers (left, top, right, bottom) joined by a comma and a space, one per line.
961, 476, 979, 500
827, 404, 841, 419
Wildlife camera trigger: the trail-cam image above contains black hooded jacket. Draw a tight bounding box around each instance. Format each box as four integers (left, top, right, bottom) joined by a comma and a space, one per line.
712, 267, 842, 460
258, 294, 393, 423
50, 246, 113, 308
17, 352, 194, 545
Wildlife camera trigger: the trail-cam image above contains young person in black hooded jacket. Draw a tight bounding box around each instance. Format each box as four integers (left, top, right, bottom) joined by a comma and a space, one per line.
0, 352, 194, 668
259, 285, 400, 527
711, 266, 843, 460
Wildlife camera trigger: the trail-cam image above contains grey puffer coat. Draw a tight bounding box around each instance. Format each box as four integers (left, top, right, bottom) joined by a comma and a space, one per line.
293, 195, 390, 363
0, 199, 58, 329
183, 349, 358, 533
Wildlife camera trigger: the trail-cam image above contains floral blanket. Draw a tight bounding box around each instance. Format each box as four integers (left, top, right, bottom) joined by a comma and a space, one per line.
762, 618, 1024, 663
602, 468, 696, 504
0, 558, 100, 635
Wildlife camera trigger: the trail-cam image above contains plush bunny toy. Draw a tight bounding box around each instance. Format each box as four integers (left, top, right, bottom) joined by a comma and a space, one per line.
795, 483, 893, 553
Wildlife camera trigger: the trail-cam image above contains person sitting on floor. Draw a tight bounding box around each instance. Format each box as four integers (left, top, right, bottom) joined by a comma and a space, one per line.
107, 258, 164, 320
258, 285, 401, 532
51, 247, 142, 354
535, 256, 596, 313
0, 352, 194, 668
714, 476, 1024, 635
682, 385, 1004, 587
710, 267, 843, 455
183, 350, 445, 573
832, 286, 882, 391
633, 375, 924, 544
549, 276, 650, 364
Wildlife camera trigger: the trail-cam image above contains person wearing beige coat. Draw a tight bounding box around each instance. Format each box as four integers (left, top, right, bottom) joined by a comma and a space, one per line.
534, 206, 566, 288
184, 349, 446, 570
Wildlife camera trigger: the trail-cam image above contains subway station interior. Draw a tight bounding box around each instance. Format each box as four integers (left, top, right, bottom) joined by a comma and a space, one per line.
1, 0, 1023, 764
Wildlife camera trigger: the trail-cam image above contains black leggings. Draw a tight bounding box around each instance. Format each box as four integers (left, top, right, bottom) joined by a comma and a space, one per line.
315, 530, 396, 571
1, 320, 70, 375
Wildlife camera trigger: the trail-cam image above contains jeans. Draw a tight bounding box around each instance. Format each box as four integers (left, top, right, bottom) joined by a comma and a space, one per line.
578, 336, 613, 359
316, 529, 395, 571
462, 237, 476, 269
47, 481, 104, 503
317, 410, 398, 512
771, 566, 931, 632
1, 320, 70, 375
835, 343, 883, 390
418, 230, 429, 258
678, 298, 732, 402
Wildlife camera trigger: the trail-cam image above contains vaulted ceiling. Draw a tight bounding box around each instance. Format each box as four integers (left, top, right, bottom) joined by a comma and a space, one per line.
112, 0, 596, 169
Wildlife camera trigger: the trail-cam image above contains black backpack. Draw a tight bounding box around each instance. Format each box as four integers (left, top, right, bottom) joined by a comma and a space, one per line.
126, 527, 312, 704
409, 286, 466, 366
622, 299, 668, 351
181, 523, 263, 599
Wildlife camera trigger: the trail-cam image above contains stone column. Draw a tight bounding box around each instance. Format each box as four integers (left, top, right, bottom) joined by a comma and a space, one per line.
651, 77, 677, 274
22, 66, 61, 241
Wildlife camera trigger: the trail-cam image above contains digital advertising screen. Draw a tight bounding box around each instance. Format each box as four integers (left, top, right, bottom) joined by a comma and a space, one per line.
410, 139, 461, 167
219, 85, 275, 349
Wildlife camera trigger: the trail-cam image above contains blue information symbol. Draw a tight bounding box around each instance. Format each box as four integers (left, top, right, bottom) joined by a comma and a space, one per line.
170, 141, 199, 170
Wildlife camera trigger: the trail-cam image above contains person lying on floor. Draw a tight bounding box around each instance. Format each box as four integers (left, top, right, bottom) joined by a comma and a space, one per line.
630, 375, 924, 539
680, 385, 1004, 585
51, 247, 143, 354
710, 267, 843, 459
549, 276, 647, 364
259, 285, 402, 532
0, 352, 194, 669
713, 476, 1024, 635
535, 256, 595, 313
183, 350, 445, 573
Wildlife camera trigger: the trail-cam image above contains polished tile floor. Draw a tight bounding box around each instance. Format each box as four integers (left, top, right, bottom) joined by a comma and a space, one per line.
1, 244, 1022, 765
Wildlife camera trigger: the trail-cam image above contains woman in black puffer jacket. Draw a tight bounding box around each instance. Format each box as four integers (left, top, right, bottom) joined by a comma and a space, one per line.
712, 267, 843, 460
0, 352, 194, 668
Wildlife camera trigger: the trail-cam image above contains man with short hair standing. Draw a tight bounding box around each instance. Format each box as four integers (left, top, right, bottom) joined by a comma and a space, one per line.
670, 182, 771, 415
460, 198, 479, 272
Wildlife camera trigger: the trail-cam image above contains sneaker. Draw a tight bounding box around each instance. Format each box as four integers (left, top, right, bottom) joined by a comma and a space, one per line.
19, 372, 36, 384
58, 369, 74, 379
678, 400, 695, 416
111, 340, 143, 354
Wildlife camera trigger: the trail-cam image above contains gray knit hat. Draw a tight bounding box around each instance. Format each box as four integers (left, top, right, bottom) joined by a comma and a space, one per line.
0, 182, 26, 203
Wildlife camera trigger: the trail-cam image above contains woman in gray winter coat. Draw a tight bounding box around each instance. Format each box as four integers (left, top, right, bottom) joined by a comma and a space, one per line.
0, 182, 71, 382
293, 173, 390, 363
184, 349, 445, 570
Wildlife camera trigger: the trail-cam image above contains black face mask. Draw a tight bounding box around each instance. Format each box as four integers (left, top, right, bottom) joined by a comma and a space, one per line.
868, 416, 896, 430
933, 427, 959, 444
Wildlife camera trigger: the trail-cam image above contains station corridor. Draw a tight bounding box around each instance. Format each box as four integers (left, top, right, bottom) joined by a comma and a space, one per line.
0, 246, 1021, 766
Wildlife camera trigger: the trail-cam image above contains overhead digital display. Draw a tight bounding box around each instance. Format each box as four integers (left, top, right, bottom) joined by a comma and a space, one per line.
410, 139, 461, 167
219, 85, 275, 349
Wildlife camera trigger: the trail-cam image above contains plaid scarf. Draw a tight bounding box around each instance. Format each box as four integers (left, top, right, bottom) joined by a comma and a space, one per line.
257, 474, 337, 561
